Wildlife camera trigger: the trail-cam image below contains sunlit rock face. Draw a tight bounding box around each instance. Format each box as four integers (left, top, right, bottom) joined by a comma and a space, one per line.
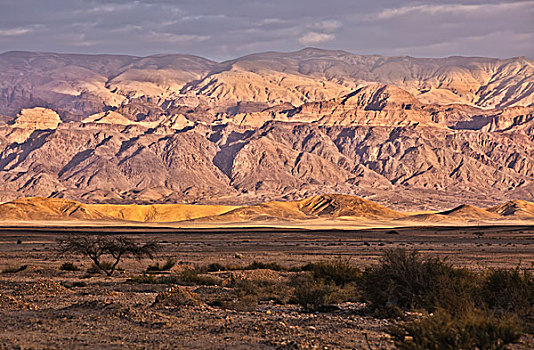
13, 108, 61, 130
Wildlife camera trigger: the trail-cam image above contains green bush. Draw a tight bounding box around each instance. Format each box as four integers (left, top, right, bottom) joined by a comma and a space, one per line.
479, 267, 534, 331
230, 278, 291, 305
204, 262, 227, 272
361, 249, 476, 314
60, 262, 80, 271
301, 257, 361, 286
199, 261, 287, 273
291, 275, 341, 311
391, 309, 522, 350
177, 268, 218, 286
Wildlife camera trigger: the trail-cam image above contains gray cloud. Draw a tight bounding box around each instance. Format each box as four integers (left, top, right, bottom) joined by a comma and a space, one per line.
0, 0, 532, 60
299, 33, 336, 45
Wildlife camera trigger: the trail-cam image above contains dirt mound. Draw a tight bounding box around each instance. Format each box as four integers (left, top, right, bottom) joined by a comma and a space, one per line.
487, 200, 534, 219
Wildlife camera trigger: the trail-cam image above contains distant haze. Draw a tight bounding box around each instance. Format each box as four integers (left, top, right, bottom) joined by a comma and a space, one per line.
0, 0, 533, 60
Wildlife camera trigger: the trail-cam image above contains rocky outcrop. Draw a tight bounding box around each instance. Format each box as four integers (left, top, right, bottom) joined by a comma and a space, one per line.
12, 108, 61, 130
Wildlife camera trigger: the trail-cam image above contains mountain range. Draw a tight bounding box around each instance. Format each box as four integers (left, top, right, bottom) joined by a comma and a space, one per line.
0, 48, 533, 211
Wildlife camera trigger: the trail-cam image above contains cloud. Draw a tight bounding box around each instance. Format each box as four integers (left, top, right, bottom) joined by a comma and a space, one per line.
147, 32, 210, 43
377, 1, 534, 20
0, 27, 32, 36
311, 20, 341, 32
299, 32, 335, 45
0, 0, 531, 59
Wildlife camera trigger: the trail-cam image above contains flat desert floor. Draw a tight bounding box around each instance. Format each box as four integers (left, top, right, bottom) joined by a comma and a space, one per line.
1, 224, 533, 349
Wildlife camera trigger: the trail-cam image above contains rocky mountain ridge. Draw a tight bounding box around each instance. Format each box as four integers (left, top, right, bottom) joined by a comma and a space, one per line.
0, 49, 533, 210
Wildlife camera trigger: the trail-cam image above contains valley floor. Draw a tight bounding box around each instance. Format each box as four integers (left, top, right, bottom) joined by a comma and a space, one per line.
1, 225, 533, 349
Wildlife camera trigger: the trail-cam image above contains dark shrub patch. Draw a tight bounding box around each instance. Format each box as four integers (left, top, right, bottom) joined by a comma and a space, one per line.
204, 263, 227, 272
60, 262, 80, 271
177, 268, 218, 286
146, 258, 177, 272
301, 257, 361, 287
231, 278, 291, 305
154, 286, 201, 307
290, 274, 341, 311
361, 249, 476, 314
479, 267, 534, 331
391, 308, 521, 350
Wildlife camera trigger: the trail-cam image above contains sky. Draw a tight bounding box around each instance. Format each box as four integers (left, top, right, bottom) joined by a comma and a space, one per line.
0, 0, 533, 61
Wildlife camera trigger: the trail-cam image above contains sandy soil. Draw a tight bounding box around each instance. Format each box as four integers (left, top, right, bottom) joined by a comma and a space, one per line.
1, 224, 533, 349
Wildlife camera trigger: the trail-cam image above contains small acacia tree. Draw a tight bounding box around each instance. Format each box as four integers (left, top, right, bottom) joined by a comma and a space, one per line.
57, 234, 159, 276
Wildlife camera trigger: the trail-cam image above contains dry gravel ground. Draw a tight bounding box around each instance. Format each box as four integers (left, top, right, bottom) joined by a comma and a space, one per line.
0, 225, 534, 349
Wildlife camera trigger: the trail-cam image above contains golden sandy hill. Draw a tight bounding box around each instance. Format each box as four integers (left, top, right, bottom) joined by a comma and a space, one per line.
406, 204, 502, 223
297, 194, 405, 219
0, 197, 236, 222
194, 194, 405, 223
200, 201, 309, 222
487, 200, 534, 219
0, 197, 105, 221
2, 196, 534, 225
438, 204, 502, 220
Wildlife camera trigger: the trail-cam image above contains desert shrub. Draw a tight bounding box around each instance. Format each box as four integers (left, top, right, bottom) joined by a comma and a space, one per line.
391, 308, 522, 350
230, 278, 292, 305
230, 294, 259, 311
71, 281, 87, 287
204, 262, 228, 272
154, 286, 201, 307
61, 281, 87, 288
361, 249, 476, 314
2, 265, 28, 274
60, 262, 80, 271
127, 269, 218, 286
301, 257, 361, 286
290, 274, 341, 311
479, 267, 534, 331
177, 268, 218, 286
243, 261, 286, 271
86, 261, 114, 275
199, 261, 287, 273
146, 258, 177, 273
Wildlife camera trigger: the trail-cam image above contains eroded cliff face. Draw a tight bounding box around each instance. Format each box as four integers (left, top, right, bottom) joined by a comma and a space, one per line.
0, 49, 533, 210
1, 105, 534, 210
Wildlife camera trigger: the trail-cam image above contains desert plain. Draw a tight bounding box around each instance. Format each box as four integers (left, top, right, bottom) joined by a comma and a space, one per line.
1, 195, 534, 349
